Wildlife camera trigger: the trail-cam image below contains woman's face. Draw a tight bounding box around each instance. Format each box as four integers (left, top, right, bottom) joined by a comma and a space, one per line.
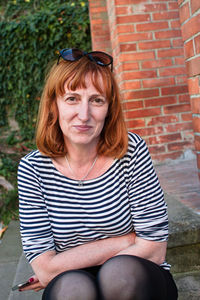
56, 74, 109, 150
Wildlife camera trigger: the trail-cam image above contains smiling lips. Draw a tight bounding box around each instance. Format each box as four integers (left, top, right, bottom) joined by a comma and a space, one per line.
74, 125, 92, 132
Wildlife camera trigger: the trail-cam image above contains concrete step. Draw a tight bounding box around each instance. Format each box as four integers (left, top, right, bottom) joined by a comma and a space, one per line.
0, 194, 200, 299
174, 271, 200, 300
165, 193, 200, 299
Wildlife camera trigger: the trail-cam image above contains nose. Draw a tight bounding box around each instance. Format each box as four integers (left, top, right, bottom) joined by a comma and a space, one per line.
77, 101, 90, 122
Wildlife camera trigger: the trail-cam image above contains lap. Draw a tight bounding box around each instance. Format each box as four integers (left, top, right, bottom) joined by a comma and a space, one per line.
42, 255, 178, 300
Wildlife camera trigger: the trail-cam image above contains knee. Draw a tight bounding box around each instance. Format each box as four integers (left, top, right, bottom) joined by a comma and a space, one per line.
43, 270, 98, 300
98, 255, 149, 300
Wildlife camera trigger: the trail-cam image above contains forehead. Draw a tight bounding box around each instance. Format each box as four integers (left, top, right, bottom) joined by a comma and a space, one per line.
64, 72, 106, 95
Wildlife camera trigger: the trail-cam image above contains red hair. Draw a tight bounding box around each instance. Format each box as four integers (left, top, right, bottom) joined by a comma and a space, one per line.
36, 57, 128, 158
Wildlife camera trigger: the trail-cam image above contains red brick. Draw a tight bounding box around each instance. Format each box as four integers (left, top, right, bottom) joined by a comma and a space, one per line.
170, 19, 181, 28
142, 59, 173, 69
184, 39, 195, 59
118, 32, 153, 43
90, 19, 105, 25
193, 117, 200, 133
157, 48, 184, 58
117, 14, 150, 24
194, 135, 200, 151
89, 1, 106, 8
116, 6, 130, 15
164, 103, 191, 114
116, 24, 134, 34
174, 57, 185, 66
186, 56, 200, 77
120, 43, 137, 52
126, 119, 145, 129
122, 62, 139, 71
159, 67, 186, 77
168, 140, 193, 151
147, 115, 179, 126
151, 151, 183, 161
172, 38, 184, 47
90, 6, 107, 13
136, 21, 169, 32
191, 0, 200, 14
124, 88, 159, 100
125, 100, 144, 110
175, 75, 188, 85
149, 133, 182, 145
149, 145, 166, 154
191, 98, 200, 114
179, 94, 191, 103
179, 2, 190, 24
132, 127, 164, 137
153, 11, 179, 21
168, 2, 179, 10
126, 107, 161, 119
166, 122, 193, 133
115, 0, 142, 4
178, 0, 184, 5
144, 96, 177, 107
142, 77, 175, 88
123, 70, 157, 80
138, 40, 170, 50
194, 34, 200, 54
161, 85, 188, 96
120, 80, 141, 90
181, 14, 200, 42
181, 113, 192, 121
143, 3, 167, 12
120, 51, 155, 62
146, 126, 164, 136
155, 29, 182, 39
92, 24, 109, 31
188, 77, 200, 95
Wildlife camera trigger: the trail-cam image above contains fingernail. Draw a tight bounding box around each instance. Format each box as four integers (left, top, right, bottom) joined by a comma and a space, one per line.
28, 277, 34, 283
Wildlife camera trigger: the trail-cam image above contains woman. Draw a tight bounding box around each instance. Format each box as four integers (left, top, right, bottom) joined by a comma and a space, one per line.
18, 48, 178, 299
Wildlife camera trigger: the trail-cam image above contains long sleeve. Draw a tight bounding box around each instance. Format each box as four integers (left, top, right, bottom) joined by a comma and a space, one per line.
128, 136, 168, 242
18, 154, 55, 263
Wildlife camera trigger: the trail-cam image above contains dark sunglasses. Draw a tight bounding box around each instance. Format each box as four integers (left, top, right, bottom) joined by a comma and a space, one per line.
57, 48, 113, 71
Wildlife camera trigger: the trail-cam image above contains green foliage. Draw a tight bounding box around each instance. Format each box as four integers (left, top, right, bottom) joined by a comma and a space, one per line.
0, 0, 91, 141
0, 189, 19, 225
0, 152, 20, 224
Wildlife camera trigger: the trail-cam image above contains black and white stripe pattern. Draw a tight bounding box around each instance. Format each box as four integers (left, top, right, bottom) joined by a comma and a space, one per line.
18, 132, 170, 270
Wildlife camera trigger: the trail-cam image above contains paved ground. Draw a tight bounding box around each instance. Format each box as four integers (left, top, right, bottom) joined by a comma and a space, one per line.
0, 158, 199, 299
155, 158, 200, 214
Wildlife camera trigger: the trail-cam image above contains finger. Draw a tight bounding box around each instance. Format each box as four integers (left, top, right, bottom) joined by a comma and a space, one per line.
19, 282, 43, 291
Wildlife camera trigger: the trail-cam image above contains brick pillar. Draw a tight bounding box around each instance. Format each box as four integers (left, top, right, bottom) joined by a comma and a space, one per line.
178, 0, 200, 178
88, 0, 112, 53
89, 0, 194, 163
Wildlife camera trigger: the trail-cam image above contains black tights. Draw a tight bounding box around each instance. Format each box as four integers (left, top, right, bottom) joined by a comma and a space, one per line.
42, 255, 178, 300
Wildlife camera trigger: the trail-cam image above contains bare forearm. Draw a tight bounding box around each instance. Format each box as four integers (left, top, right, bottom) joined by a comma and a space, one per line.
116, 236, 167, 265
31, 233, 136, 286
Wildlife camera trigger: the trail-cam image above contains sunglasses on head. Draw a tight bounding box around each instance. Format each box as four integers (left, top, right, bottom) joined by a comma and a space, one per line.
57, 48, 113, 71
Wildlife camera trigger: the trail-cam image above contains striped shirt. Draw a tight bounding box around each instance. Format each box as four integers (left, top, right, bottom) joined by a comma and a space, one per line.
18, 132, 170, 270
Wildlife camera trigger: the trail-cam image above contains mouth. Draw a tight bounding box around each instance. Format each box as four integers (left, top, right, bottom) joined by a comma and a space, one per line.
73, 125, 92, 132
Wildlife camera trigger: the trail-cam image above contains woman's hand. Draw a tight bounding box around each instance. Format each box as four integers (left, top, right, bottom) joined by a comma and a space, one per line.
19, 275, 45, 292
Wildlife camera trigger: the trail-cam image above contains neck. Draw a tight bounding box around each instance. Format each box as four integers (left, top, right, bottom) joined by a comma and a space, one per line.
64, 142, 98, 166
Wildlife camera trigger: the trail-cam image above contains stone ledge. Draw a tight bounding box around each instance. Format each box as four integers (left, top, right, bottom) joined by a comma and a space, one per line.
166, 193, 200, 248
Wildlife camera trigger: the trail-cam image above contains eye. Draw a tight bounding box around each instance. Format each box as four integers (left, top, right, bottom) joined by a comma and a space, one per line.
65, 96, 77, 103
91, 97, 106, 106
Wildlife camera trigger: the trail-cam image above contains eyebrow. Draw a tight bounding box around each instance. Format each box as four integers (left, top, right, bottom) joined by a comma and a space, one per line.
64, 92, 105, 98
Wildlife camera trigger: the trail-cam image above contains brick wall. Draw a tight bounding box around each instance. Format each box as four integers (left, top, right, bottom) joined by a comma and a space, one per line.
178, 0, 200, 178
88, 0, 194, 163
